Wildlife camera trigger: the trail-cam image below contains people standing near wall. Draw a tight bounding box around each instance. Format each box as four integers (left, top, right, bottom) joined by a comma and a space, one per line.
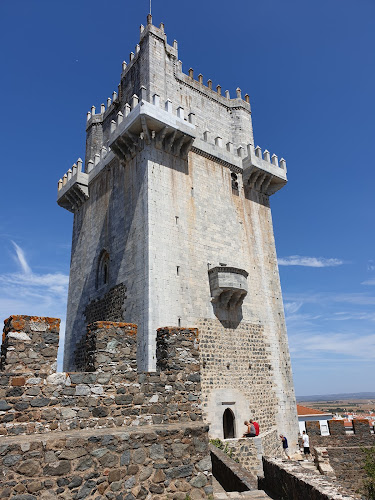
280, 434, 290, 459
302, 430, 310, 460
250, 419, 259, 436
243, 420, 256, 437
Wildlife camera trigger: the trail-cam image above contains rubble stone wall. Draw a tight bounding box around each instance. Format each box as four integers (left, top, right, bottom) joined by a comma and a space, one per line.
198, 318, 277, 440
0, 315, 60, 374
225, 429, 281, 478
0, 317, 213, 498
261, 457, 358, 500
0, 424, 211, 499
305, 419, 374, 497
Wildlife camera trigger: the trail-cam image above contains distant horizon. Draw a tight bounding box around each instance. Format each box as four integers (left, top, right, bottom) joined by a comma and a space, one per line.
297, 392, 375, 401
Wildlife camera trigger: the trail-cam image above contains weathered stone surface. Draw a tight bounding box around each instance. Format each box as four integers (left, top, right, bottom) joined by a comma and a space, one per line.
43, 460, 71, 476
16, 459, 41, 477
0, 400, 11, 411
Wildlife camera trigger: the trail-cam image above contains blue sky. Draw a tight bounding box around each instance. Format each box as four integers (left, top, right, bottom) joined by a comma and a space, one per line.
0, 0, 374, 396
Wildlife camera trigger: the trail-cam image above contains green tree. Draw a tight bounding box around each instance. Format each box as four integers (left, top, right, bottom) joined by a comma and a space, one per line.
361, 447, 375, 499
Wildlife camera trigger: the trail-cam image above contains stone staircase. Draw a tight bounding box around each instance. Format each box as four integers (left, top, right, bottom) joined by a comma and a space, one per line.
214, 491, 272, 499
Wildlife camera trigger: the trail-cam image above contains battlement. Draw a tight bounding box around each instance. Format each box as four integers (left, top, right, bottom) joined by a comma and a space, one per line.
0, 315, 60, 375
85, 16, 250, 127
243, 144, 287, 195
57, 15, 290, 213
58, 89, 288, 212
305, 418, 374, 444
0, 315, 212, 498
0, 316, 203, 437
56, 158, 88, 213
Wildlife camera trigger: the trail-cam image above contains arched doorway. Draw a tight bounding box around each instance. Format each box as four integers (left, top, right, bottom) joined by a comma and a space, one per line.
223, 408, 235, 439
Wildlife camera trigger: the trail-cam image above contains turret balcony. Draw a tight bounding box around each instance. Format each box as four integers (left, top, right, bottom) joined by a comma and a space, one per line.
242, 144, 287, 195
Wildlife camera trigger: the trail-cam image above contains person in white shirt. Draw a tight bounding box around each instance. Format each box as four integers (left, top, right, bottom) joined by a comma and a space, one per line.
302, 430, 310, 459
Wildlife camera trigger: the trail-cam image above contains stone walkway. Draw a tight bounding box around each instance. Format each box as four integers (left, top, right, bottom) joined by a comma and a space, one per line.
214, 491, 272, 499
213, 477, 272, 499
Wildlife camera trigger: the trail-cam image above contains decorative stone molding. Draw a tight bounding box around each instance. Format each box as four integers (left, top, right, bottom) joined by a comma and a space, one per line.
208, 266, 248, 309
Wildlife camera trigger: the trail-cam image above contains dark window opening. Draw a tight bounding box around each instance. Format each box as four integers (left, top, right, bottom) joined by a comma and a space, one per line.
223, 408, 235, 439
96, 250, 110, 289
231, 172, 239, 190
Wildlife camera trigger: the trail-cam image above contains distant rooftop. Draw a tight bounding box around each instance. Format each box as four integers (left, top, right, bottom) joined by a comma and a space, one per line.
297, 404, 333, 417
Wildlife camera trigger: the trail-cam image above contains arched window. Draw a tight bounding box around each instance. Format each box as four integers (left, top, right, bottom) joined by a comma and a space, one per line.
96, 250, 110, 289
231, 172, 239, 190
223, 408, 235, 439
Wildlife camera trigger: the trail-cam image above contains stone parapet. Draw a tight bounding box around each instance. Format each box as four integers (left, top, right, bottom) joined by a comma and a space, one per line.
352, 418, 371, 436
260, 457, 358, 500
0, 317, 212, 496
306, 420, 373, 447
156, 327, 200, 372
0, 320, 203, 437
305, 419, 375, 496
0, 423, 212, 499
0, 315, 60, 375
225, 429, 281, 478
209, 444, 257, 492
328, 419, 347, 436
75, 321, 137, 372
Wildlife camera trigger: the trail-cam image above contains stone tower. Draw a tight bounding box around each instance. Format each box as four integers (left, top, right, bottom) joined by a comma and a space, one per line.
58, 16, 298, 448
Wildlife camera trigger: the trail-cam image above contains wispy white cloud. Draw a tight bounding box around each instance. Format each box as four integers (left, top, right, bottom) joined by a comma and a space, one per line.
0, 242, 68, 370
367, 260, 375, 272
11, 240, 31, 274
331, 311, 375, 322
278, 255, 344, 267
284, 291, 375, 306
289, 331, 375, 361
362, 278, 375, 286
284, 301, 303, 315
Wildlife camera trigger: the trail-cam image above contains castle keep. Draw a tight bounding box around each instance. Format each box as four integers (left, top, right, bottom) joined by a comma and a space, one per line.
57, 16, 298, 448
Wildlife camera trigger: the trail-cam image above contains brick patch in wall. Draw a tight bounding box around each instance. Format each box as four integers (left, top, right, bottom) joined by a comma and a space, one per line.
84, 283, 127, 325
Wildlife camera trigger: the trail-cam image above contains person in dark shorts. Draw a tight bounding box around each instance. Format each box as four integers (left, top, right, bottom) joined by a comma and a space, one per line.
302, 430, 310, 459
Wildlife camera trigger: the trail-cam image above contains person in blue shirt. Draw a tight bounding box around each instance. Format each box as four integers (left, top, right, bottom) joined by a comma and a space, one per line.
280, 434, 291, 459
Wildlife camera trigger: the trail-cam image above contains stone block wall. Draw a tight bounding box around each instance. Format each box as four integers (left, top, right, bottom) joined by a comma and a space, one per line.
0, 323, 203, 436
305, 419, 374, 497
75, 321, 137, 372
0, 424, 211, 499
0, 318, 213, 498
305, 419, 374, 447
198, 318, 277, 440
260, 458, 357, 500
0, 316, 60, 375
209, 444, 257, 492
225, 429, 281, 478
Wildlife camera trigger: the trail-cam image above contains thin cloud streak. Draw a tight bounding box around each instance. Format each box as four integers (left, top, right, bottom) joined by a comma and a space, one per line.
289, 331, 375, 360
0, 242, 68, 370
11, 241, 32, 274
362, 278, 375, 285
278, 255, 344, 267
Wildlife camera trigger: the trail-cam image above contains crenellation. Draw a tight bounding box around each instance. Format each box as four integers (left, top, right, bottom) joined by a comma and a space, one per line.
0, 319, 213, 497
